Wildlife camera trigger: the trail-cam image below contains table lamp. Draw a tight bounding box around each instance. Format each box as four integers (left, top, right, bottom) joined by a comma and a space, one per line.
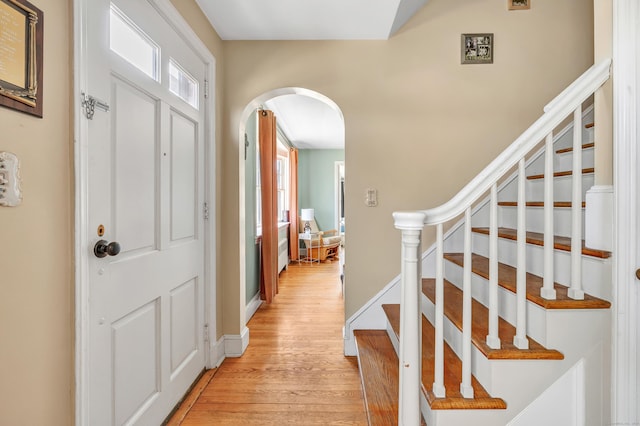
301, 208, 314, 234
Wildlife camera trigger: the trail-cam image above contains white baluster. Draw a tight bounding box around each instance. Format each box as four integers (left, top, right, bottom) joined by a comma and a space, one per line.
461, 208, 474, 398
569, 107, 585, 300
541, 133, 557, 299
514, 159, 529, 349
486, 184, 501, 349
433, 223, 446, 397
393, 211, 426, 426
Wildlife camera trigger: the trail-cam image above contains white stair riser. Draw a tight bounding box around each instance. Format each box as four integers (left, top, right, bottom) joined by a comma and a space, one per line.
520, 133, 594, 180
497, 206, 584, 238
470, 233, 612, 300
555, 147, 594, 171
525, 173, 595, 201
420, 291, 608, 426
442, 261, 550, 344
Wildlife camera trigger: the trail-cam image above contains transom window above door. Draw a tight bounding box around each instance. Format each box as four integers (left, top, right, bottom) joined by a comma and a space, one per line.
110, 4, 160, 81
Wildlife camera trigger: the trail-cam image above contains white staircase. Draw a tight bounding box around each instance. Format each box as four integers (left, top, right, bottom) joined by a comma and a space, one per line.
353, 59, 613, 426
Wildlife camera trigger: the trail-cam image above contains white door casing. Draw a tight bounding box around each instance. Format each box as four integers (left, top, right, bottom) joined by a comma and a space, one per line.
74, 0, 217, 424
612, 0, 640, 423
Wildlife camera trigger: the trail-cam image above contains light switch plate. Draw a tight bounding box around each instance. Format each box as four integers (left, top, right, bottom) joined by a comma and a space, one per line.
365, 188, 377, 207
0, 152, 23, 207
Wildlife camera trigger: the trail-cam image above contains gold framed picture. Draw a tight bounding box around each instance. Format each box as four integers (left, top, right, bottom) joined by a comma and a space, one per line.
508, 0, 530, 10
0, 0, 44, 118
461, 33, 493, 65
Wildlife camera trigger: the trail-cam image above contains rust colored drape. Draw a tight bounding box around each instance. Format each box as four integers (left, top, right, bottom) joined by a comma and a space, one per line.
288, 148, 299, 261
259, 110, 278, 303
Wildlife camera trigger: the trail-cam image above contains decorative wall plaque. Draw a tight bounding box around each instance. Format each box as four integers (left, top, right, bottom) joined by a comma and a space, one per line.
0, 0, 43, 117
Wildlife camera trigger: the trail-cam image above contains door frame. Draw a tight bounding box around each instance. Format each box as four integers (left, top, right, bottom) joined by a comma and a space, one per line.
73, 0, 217, 424
612, 0, 639, 422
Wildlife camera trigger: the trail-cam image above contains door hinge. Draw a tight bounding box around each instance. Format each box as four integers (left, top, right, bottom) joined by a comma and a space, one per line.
81, 92, 110, 120
203, 323, 210, 343
203, 202, 210, 220
204, 79, 209, 99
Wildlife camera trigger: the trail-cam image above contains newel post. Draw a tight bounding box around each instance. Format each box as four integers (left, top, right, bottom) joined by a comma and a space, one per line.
393, 211, 426, 426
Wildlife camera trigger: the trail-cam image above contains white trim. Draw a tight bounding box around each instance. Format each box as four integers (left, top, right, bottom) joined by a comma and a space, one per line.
612, 0, 640, 423
224, 327, 250, 357
73, 2, 90, 424
212, 336, 226, 368
245, 292, 263, 322
74, 1, 217, 423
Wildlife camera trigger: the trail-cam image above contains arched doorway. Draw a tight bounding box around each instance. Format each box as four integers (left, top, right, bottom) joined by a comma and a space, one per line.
238, 88, 345, 323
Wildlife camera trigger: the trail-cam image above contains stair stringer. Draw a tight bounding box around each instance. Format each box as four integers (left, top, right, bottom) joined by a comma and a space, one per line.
506, 343, 608, 426
343, 277, 401, 356
419, 293, 610, 426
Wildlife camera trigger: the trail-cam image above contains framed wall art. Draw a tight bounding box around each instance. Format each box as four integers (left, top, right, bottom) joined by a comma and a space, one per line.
0, 0, 43, 118
461, 33, 493, 65
508, 0, 530, 10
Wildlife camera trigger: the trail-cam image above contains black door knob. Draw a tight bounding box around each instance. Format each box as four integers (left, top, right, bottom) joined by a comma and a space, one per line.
94, 240, 121, 258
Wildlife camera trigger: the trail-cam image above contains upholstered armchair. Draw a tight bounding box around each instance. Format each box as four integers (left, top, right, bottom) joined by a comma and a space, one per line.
298, 217, 341, 262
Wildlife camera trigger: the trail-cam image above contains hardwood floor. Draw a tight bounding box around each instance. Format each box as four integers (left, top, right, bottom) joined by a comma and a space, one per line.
169, 259, 368, 425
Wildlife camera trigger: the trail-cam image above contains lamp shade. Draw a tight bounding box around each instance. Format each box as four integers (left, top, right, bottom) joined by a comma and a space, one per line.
300, 208, 314, 221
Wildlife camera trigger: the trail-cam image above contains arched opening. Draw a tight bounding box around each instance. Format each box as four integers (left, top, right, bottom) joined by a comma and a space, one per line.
238, 87, 346, 323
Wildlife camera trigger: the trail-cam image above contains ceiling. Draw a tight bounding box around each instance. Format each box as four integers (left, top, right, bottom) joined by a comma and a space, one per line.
195, 0, 428, 41
264, 94, 345, 150
195, 0, 429, 149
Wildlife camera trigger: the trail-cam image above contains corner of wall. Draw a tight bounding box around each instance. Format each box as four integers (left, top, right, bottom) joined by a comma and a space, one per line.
224, 326, 250, 357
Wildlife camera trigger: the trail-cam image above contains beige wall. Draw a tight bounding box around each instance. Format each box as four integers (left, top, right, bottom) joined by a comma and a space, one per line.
594, 0, 613, 185
0, 1, 73, 425
222, 0, 595, 322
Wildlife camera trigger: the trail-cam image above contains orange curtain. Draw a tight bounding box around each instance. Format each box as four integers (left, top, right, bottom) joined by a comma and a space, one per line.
288, 148, 299, 261
258, 110, 278, 303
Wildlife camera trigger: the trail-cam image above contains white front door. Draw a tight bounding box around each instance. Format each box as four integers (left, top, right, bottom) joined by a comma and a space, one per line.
84, 1, 207, 424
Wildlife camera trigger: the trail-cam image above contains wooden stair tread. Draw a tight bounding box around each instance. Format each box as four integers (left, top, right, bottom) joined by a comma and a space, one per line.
353, 330, 401, 425
498, 201, 585, 208
585, 122, 594, 129
421, 278, 563, 360
443, 253, 611, 310
383, 304, 507, 410
472, 226, 612, 259
556, 142, 594, 154
527, 167, 594, 180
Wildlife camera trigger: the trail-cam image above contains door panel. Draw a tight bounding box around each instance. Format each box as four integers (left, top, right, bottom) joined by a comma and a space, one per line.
170, 278, 198, 375
112, 299, 160, 425
170, 111, 197, 242
113, 78, 158, 254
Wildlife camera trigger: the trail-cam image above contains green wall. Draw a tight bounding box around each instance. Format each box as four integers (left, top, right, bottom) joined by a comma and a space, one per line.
245, 111, 260, 304
298, 149, 345, 232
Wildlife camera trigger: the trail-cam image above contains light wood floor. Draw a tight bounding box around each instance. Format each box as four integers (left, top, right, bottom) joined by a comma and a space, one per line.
167, 259, 368, 425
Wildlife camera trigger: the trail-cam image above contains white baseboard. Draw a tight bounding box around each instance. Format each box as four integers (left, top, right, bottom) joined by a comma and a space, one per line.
245, 293, 263, 323
224, 326, 250, 357
585, 185, 613, 251
212, 336, 226, 368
